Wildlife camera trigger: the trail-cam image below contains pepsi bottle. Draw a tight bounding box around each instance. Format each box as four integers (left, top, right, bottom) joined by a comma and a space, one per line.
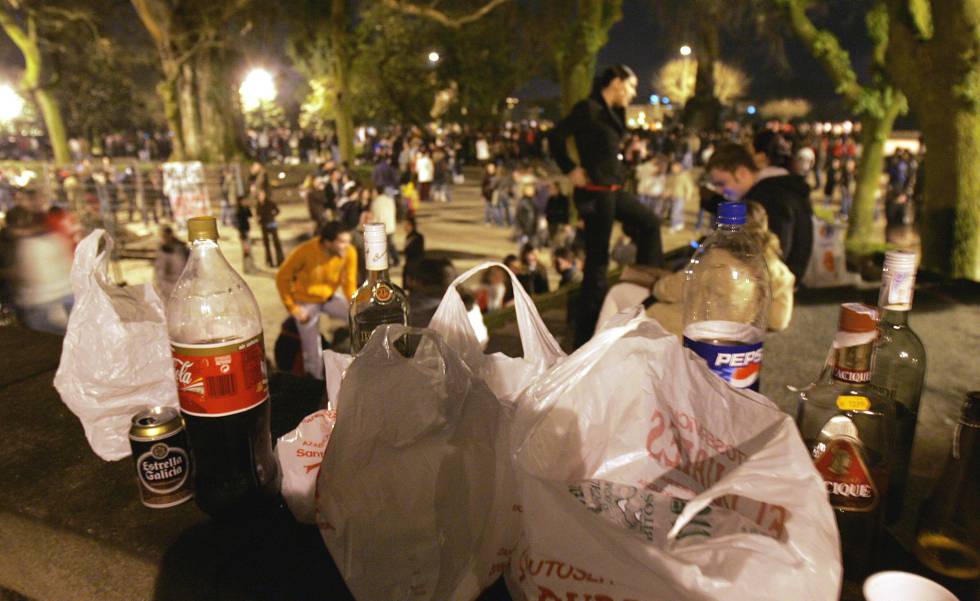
682, 202, 770, 391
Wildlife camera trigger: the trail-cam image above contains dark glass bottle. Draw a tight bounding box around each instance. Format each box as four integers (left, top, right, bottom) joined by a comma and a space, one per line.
168, 216, 280, 517
914, 391, 980, 582
349, 223, 408, 353
868, 250, 926, 523
797, 303, 894, 582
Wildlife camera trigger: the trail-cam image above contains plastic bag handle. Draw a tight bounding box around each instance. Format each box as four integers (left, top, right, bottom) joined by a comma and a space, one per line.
71, 229, 113, 294
429, 261, 563, 366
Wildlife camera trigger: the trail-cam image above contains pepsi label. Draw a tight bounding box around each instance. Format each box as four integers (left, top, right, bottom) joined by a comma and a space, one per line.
683, 337, 763, 391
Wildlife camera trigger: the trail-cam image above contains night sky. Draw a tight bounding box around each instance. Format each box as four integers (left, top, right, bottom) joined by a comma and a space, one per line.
524, 0, 882, 121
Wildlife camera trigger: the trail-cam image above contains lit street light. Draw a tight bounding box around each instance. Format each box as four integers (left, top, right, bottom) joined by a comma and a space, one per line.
239, 68, 277, 111
0, 84, 25, 122
679, 45, 692, 57
428, 51, 441, 64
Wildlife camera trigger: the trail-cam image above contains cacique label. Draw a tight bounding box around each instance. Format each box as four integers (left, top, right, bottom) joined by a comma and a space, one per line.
171, 334, 268, 417
683, 337, 763, 391
813, 437, 879, 512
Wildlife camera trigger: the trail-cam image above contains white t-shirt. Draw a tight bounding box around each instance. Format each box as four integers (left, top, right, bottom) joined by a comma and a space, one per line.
370, 194, 397, 235
475, 139, 490, 161
416, 155, 434, 183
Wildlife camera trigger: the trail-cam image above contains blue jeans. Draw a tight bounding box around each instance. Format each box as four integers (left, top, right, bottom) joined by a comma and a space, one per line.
840, 186, 853, 219
296, 296, 349, 379
485, 201, 502, 225
16, 294, 74, 335
669, 196, 685, 229
496, 197, 512, 226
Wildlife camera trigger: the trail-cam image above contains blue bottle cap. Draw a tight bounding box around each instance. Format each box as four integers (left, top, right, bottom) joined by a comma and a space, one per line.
717, 202, 746, 226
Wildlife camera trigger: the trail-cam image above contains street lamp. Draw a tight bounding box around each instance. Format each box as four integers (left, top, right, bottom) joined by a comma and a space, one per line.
0, 84, 25, 123
239, 68, 276, 112
679, 45, 692, 57
428, 51, 441, 64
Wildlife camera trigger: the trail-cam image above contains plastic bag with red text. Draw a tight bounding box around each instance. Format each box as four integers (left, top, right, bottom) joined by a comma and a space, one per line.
507, 308, 841, 601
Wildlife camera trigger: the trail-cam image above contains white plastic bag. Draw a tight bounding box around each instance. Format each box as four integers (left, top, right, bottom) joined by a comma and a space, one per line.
276, 409, 336, 523
314, 263, 564, 600
428, 261, 564, 403
316, 326, 508, 601
803, 215, 861, 288
507, 308, 841, 601
53, 230, 179, 461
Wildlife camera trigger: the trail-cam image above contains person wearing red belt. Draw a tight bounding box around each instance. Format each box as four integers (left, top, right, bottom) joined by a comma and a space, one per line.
549, 64, 664, 347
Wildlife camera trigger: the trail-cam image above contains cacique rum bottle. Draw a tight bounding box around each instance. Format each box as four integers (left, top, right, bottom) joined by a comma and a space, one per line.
867, 250, 926, 524
797, 303, 895, 582
349, 223, 408, 354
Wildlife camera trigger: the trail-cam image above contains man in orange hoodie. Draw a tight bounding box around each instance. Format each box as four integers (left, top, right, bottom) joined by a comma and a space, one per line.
276, 220, 358, 379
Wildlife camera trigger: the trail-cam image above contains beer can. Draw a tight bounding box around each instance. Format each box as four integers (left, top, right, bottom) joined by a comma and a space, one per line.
129, 406, 194, 508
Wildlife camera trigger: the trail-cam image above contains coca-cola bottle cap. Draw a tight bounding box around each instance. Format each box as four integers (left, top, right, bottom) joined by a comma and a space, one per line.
187, 216, 219, 241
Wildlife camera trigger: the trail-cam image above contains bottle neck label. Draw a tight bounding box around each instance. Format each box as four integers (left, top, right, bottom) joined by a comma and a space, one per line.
365, 239, 388, 271
832, 340, 875, 384
171, 334, 268, 417
879, 269, 915, 311
682, 336, 763, 391
813, 437, 880, 512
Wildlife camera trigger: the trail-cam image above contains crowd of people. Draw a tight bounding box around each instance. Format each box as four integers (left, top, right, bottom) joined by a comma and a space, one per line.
0, 65, 925, 375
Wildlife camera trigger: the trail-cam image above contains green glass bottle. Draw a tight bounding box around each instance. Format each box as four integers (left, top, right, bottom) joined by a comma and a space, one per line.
868, 250, 926, 524
914, 392, 980, 582
349, 223, 409, 354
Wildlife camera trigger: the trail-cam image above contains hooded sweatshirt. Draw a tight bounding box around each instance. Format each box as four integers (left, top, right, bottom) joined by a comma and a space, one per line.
743, 170, 813, 280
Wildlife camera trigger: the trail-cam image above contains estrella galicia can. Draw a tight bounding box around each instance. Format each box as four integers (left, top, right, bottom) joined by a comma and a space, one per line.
129, 406, 193, 508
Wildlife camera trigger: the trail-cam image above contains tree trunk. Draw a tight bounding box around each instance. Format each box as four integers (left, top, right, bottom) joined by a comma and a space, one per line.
333, 63, 356, 164
32, 88, 70, 165
846, 98, 902, 251
198, 50, 245, 163
556, 0, 622, 115
329, 0, 356, 164
559, 53, 596, 115
915, 110, 980, 279
885, 0, 980, 280
157, 77, 183, 160
683, 19, 721, 131
0, 8, 71, 165
178, 62, 203, 160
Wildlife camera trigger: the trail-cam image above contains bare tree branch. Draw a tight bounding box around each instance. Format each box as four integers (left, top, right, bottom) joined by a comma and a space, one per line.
381, 0, 512, 29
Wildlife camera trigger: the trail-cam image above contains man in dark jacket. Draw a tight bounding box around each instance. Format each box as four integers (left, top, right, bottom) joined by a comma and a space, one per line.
706, 143, 813, 280
548, 64, 663, 347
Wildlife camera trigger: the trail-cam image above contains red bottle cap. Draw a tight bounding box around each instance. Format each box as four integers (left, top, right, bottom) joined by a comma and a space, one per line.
838, 303, 878, 333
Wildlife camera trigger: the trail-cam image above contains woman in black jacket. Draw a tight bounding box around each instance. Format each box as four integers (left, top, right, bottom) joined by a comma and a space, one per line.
548, 64, 663, 347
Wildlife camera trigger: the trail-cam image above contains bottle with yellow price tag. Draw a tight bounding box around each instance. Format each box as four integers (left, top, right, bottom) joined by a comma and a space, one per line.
796, 303, 896, 584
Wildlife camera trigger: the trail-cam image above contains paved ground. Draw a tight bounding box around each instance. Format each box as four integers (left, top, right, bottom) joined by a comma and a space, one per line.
112, 170, 701, 355
1, 169, 978, 601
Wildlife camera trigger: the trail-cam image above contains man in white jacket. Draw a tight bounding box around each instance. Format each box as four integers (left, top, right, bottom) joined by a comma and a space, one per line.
369, 187, 399, 266
415, 149, 434, 202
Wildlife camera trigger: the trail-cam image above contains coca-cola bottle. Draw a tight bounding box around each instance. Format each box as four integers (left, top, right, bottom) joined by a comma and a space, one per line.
167, 216, 280, 517
796, 303, 894, 582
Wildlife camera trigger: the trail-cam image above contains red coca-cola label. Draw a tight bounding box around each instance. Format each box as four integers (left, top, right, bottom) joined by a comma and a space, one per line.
171, 334, 268, 416
813, 437, 879, 512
